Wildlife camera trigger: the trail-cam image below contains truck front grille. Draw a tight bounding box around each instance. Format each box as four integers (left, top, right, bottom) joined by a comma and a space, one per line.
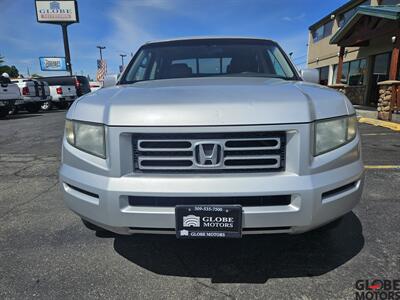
132, 131, 286, 173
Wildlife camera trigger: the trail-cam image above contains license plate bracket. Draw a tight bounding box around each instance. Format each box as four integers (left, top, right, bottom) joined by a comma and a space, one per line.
175, 205, 242, 239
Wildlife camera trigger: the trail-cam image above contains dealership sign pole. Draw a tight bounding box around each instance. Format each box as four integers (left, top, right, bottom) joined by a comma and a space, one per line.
35, 0, 79, 76
61, 24, 72, 75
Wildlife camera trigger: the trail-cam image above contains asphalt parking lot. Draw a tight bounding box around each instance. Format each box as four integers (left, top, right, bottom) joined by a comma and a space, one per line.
0, 111, 399, 299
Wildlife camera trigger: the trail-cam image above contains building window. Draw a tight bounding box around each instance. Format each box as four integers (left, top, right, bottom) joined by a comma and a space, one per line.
373, 52, 391, 82
342, 62, 351, 84
312, 20, 334, 43
318, 66, 329, 85
348, 59, 367, 85
338, 0, 371, 28
312, 26, 324, 42
332, 58, 367, 85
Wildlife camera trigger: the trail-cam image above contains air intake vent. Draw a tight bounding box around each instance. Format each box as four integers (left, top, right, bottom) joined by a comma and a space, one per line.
128, 195, 291, 207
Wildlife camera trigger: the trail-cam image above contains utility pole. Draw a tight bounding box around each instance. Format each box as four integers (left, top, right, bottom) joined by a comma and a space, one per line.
120, 54, 127, 68
96, 46, 106, 60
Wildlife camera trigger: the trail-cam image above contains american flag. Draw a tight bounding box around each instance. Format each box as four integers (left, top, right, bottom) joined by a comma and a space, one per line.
96, 59, 107, 82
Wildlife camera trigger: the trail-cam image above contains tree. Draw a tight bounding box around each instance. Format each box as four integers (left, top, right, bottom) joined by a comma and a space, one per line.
0, 65, 19, 78
0, 55, 19, 78
9, 66, 19, 78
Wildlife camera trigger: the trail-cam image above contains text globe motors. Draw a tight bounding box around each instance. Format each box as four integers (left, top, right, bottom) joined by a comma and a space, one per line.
35, 0, 79, 24
39, 57, 67, 71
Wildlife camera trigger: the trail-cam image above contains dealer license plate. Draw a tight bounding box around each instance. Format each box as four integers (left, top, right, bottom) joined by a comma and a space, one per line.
175, 205, 242, 239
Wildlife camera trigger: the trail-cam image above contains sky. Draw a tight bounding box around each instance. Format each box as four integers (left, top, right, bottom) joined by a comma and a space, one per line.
0, 0, 349, 79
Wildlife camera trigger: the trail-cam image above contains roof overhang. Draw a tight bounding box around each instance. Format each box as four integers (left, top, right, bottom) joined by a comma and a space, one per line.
330, 5, 400, 46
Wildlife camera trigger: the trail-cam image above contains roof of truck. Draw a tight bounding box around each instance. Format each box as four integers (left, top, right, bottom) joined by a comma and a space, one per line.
144, 36, 278, 45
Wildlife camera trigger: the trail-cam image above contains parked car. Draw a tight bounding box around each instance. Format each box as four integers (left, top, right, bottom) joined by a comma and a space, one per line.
0, 78, 21, 117
10, 78, 50, 113
89, 81, 102, 92
42, 75, 90, 96
74, 76, 91, 96
60, 37, 364, 238
40, 76, 79, 109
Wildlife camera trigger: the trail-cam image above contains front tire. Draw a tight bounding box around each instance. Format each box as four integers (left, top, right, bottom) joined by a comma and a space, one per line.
8, 105, 18, 115
25, 103, 41, 113
56, 102, 70, 110
0, 107, 9, 118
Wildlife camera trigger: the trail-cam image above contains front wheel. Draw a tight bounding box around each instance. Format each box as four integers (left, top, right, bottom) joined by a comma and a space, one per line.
8, 105, 18, 115
0, 107, 9, 118
25, 103, 41, 113
40, 101, 52, 111
56, 102, 70, 110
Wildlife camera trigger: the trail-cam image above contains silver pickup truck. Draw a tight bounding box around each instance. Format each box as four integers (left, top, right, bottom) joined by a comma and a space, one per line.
0, 79, 21, 117
60, 37, 364, 238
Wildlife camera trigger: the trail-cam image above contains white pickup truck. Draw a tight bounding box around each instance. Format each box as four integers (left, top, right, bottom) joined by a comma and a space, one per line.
0, 79, 21, 117
11, 79, 51, 113
41, 76, 78, 109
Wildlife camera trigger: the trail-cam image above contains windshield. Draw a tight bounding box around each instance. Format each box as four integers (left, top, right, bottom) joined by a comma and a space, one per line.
120, 40, 298, 84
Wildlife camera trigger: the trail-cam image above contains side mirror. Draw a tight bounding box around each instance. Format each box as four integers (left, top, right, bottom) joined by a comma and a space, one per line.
103, 74, 118, 88
300, 69, 319, 84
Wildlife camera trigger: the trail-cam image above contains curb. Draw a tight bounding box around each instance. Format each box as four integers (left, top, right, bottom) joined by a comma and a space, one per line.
358, 117, 400, 132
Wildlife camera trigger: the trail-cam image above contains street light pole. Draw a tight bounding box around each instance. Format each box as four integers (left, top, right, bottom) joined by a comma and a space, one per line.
96, 46, 106, 60
120, 54, 127, 67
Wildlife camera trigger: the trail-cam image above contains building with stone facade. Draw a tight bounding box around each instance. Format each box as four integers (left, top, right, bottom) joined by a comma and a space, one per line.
307, 0, 400, 120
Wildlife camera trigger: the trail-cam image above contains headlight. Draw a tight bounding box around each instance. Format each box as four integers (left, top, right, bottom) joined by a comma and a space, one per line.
65, 120, 106, 158
314, 115, 357, 156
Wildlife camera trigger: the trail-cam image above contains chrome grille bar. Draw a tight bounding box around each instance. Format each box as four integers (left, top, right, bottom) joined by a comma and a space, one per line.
133, 132, 285, 173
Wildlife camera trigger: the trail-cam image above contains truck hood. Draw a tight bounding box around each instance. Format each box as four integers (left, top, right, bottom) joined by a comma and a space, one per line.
68, 77, 353, 126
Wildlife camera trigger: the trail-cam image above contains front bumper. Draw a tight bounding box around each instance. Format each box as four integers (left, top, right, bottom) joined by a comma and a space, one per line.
52, 96, 76, 103
0, 100, 16, 107
20, 96, 44, 103
60, 156, 364, 235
